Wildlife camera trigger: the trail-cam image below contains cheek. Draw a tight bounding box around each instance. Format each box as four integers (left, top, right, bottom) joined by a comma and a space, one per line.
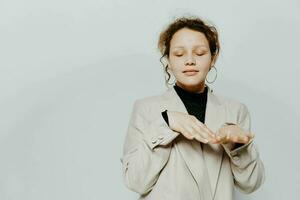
196, 57, 212, 68
168, 57, 184, 70
169, 56, 183, 64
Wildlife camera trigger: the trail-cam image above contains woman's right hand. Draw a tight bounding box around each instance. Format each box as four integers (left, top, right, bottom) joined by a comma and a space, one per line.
167, 110, 217, 144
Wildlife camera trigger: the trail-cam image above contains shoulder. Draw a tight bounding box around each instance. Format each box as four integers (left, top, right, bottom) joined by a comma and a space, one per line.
133, 90, 166, 107
130, 92, 165, 116
127, 92, 167, 123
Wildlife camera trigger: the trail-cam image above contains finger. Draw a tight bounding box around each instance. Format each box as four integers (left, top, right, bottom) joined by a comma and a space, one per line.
230, 135, 237, 143
185, 125, 211, 143
194, 120, 215, 138
240, 135, 249, 144
232, 135, 248, 144
207, 129, 218, 143
214, 128, 227, 143
209, 136, 219, 144
214, 136, 225, 144
245, 134, 255, 142
246, 132, 255, 138
193, 133, 209, 143
214, 135, 222, 141
214, 134, 229, 144
190, 124, 211, 143
216, 126, 228, 137
197, 126, 216, 142
204, 125, 215, 137
186, 126, 198, 140
182, 131, 194, 140
180, 126, 195, 140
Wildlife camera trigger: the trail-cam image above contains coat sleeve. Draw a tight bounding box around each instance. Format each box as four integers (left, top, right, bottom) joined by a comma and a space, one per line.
221, 103, 265, 194
120, 99, 180, 195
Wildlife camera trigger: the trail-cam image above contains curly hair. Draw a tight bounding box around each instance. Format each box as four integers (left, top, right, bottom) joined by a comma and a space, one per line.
157, 15, 220, 87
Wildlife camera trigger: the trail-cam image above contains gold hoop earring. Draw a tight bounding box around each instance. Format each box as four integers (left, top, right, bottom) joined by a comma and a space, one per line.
206, 65, 217, 84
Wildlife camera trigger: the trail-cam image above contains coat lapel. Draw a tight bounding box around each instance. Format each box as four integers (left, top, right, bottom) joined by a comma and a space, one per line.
202, 88, 225, 199
162, 85, 225, 200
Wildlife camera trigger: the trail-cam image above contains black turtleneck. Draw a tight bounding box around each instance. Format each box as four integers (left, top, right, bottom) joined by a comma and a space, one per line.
161, 83, 208, 126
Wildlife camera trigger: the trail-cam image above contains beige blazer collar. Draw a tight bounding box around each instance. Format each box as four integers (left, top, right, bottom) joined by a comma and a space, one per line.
162, 85, 225, 200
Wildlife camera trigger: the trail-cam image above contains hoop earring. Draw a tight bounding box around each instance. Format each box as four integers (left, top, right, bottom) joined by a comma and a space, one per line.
168, 73, 176, 85
168, 78, 176, 85
166, 65, 176, 85
206, 65, 217, 84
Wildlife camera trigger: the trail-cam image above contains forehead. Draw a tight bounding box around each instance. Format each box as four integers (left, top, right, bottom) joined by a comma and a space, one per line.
170, 28, 209, 49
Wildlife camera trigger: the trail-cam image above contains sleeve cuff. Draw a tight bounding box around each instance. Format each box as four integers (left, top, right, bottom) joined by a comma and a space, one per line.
144, 113, 180, 150
222, 138, 258, 168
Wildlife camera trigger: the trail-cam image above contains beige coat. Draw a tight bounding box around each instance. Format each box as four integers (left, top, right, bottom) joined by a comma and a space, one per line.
121, 85, 265, 200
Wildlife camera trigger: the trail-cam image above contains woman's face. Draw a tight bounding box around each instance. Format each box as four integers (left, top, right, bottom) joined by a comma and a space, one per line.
167, 28, 215, 92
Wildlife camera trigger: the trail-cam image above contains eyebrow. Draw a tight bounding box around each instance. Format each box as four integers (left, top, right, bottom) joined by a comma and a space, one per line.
171, 45, 208, 50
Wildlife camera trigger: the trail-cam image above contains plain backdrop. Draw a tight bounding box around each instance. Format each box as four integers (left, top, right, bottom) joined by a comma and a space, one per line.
0, 0, 299, 199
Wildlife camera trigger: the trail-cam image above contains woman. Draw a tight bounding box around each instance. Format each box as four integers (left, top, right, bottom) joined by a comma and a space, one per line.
121, 16, 265, 200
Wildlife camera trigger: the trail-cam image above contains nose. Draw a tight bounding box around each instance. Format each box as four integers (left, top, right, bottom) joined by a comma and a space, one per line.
185, 55, 196, 66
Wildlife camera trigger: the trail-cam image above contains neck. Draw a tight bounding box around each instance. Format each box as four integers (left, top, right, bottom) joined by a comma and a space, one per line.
175, 81, 206, 94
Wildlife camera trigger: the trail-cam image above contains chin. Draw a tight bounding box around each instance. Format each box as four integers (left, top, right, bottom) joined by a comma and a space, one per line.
177, 79, 203, 86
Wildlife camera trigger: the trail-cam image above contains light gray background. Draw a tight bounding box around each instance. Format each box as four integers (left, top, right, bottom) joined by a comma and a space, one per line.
0, 0, 299, 199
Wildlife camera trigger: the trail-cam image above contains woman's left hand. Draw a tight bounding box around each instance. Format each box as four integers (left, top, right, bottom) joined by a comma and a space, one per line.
213, 124, 255, 145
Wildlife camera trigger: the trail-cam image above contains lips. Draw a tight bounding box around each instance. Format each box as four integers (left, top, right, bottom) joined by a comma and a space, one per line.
183, 69, 199, 73
183, 69, 199, 76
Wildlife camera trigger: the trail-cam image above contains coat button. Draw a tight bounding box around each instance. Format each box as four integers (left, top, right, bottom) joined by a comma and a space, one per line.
158, 135, 164, 140
232, 156, 239, 162
233, 156, 240, 165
